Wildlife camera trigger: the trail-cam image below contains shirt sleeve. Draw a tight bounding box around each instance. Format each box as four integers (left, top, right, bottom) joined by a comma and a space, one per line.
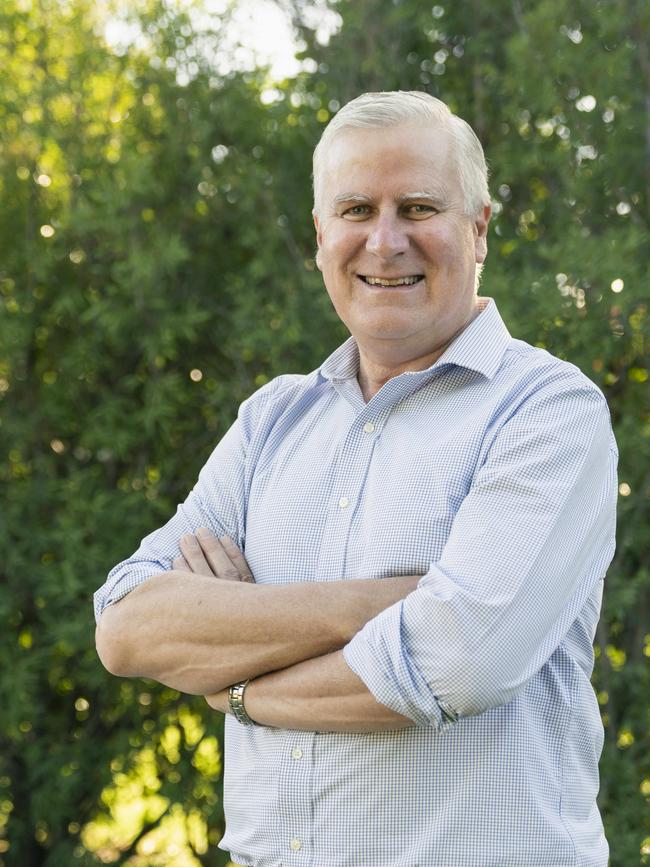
343, 373, 618, 728
92, 376, 298, 623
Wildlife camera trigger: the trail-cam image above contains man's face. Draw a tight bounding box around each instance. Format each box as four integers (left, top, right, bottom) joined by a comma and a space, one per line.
313, 122, 490, 363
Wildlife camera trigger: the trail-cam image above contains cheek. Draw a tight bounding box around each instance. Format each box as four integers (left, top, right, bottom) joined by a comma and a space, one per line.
426, 218, 473, 254
431, 233, 475, 272
320, 225, 362, 264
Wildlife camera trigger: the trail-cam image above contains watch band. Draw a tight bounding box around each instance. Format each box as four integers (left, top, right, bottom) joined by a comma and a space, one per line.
228, 679, 257, 726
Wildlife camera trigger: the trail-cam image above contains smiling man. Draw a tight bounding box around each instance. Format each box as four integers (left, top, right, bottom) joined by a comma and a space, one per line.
95, 92, 617, 867
313, 118, 490, 399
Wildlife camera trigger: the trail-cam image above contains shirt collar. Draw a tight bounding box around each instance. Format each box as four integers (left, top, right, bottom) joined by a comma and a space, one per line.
318, 297, 512, 384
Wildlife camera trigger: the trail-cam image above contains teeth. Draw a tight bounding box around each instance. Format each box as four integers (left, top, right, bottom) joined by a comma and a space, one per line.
364, 275, 421, 286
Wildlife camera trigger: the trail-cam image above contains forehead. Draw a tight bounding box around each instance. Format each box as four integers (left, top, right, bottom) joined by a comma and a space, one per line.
320, 122, 459, 203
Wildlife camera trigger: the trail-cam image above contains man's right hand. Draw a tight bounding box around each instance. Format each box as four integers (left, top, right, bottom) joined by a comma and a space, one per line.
173, 528, 255, 583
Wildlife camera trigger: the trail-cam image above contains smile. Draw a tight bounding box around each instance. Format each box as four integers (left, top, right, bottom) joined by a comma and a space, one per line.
359, 275, 424, 287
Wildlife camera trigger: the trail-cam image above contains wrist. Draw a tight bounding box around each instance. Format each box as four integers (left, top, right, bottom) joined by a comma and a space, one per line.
228, 679, 258, 725
205, 688, 230, 714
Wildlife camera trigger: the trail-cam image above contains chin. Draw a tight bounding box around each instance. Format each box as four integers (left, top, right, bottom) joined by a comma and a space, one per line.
356, 319, 422, 341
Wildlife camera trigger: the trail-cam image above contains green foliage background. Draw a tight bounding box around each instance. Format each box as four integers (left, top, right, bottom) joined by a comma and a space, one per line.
1, 0, 648, 864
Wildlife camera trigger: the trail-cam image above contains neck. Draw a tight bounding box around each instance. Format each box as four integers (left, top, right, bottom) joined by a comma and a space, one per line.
357, 342, 451, 402
356, 298, 487, 401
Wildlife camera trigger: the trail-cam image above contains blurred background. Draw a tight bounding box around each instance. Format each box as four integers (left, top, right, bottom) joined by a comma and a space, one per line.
1, 0, 648, 864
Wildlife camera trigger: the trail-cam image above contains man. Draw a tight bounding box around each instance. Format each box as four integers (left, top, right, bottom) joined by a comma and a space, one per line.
95, 91, 617, 866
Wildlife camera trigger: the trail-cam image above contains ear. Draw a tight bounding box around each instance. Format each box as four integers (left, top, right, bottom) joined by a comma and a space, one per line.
474, 203, 491, 264
313, 210, 323, 271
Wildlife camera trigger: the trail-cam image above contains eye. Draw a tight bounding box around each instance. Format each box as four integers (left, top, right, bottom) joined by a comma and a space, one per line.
405, 203, 438, 217
342, 204, 371, 219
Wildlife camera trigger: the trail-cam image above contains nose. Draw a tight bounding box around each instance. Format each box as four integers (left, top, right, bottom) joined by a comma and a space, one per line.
365, 212, 409, 259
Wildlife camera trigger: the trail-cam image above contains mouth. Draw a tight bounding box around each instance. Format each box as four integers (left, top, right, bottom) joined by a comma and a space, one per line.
358, 274, 424, 288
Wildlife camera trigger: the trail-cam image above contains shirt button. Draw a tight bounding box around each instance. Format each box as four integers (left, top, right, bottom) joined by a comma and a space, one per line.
363, 421, 375, 433
338, 496, 349, 509
291, 747, 303, 760
290, 838, 302, 851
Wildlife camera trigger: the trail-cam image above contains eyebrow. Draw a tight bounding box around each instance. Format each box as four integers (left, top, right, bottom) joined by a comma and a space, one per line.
399, 190, 449, 205
332, 189, 450, 207
332, 194, 372, 206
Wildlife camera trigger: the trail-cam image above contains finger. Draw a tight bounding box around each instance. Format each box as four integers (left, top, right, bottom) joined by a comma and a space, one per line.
180, 533, 214, 576
195, 528, 241, 581
220, 536, 255, 583
172, 555, 192, 572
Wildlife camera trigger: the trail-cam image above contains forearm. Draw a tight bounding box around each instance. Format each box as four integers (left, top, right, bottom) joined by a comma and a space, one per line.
208, 651, 414, 733
96, 571, 420, 695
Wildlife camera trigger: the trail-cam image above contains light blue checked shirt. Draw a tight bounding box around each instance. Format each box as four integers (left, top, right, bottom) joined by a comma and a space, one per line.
95, 299, 618, 867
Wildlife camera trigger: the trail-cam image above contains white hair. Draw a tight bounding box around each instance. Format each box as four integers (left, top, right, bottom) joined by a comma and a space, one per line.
312, 90, 490, 217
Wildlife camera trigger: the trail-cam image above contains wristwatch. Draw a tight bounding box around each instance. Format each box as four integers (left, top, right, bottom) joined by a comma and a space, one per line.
228, 679, 257, 725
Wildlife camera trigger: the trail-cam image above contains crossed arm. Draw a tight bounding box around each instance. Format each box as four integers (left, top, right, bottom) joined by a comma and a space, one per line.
95, 530, 419, 732
96, 381, 616, 734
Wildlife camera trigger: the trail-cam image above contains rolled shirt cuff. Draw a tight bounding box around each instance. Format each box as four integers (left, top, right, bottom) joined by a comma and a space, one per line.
342, 599, 458, 730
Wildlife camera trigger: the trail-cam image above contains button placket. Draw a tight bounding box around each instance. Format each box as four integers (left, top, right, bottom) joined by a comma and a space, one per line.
277, 731, 313, 861
314, 412, 386, 580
